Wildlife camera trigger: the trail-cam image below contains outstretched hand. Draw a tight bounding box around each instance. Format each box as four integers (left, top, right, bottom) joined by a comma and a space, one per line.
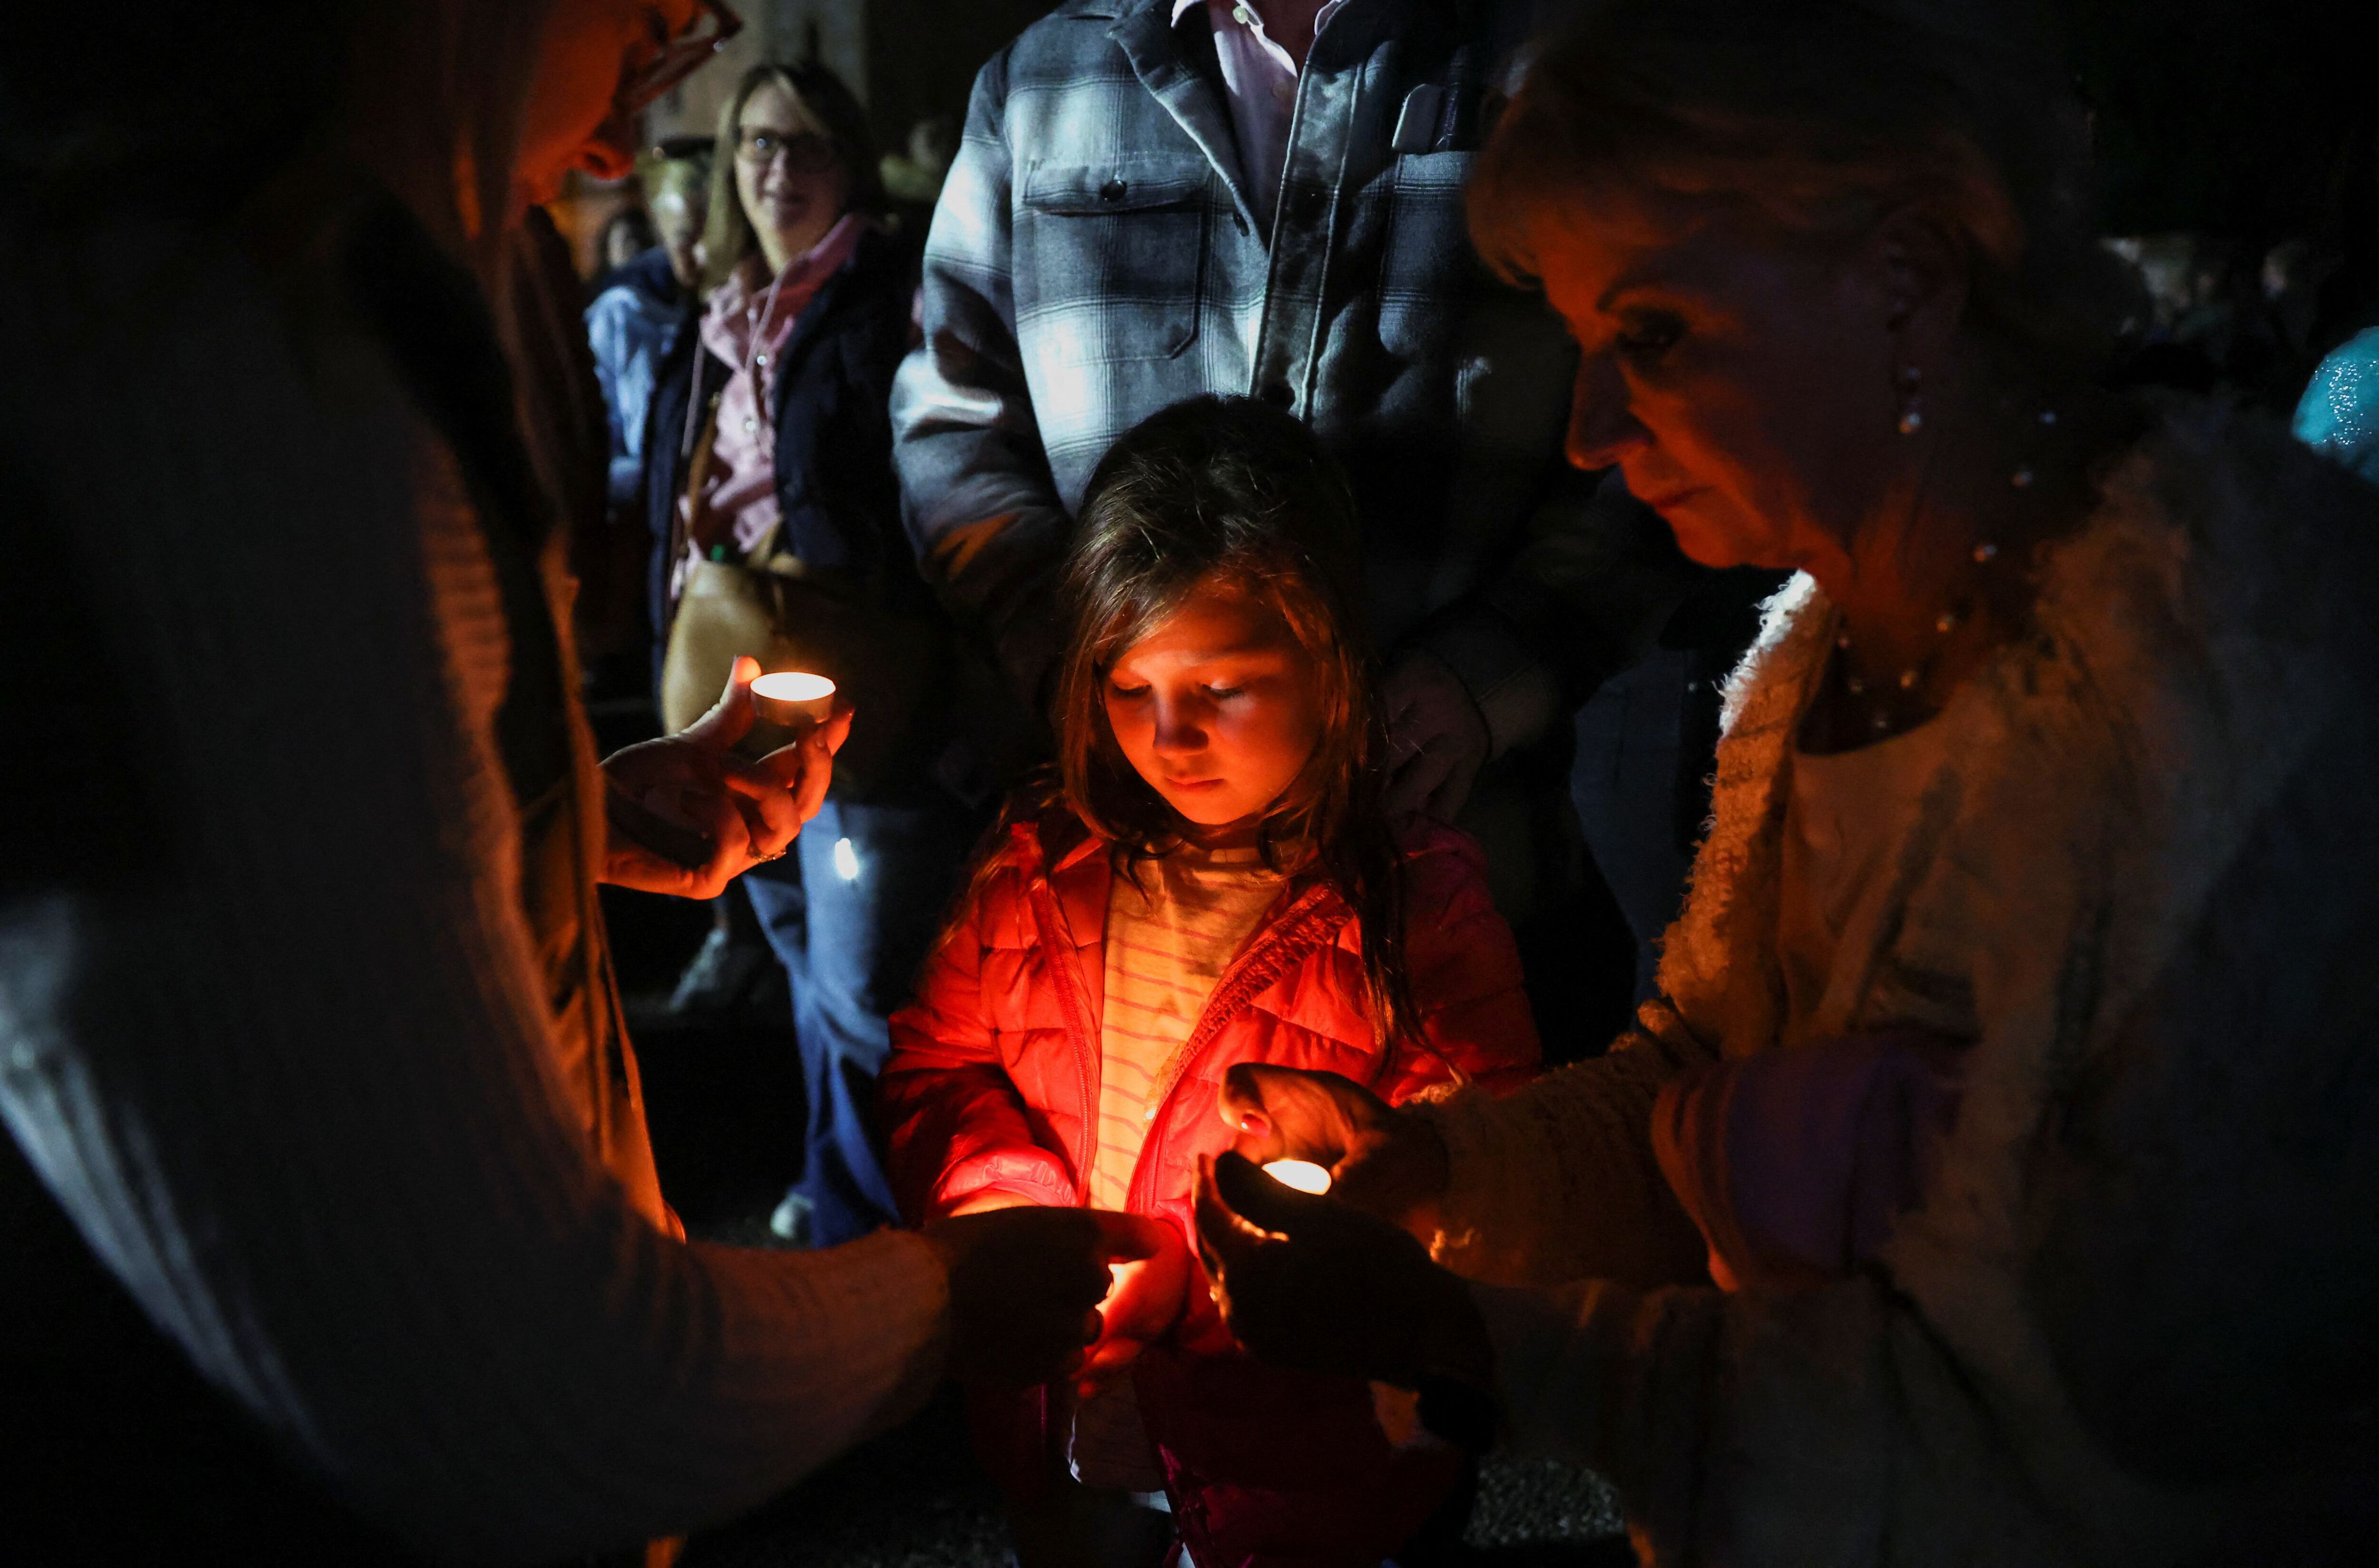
1219, 1064, 1450, 1235
599, 655, 853, 900
1192, 1152, 1491, 1389
928, 1206, 1175, 1388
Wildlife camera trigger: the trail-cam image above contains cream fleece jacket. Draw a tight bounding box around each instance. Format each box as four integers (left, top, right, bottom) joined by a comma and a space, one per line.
1419, 402, 2379, 1565
0, 204, 948, 1560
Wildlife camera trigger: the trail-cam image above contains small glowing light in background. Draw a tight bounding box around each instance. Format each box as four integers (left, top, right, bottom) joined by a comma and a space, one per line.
1261, 1159, 1332, 1195
833, 837, 860, 881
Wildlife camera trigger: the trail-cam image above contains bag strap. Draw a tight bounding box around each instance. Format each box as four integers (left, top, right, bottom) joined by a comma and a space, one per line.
674, 364, 797, 575
667, 388, 721, 601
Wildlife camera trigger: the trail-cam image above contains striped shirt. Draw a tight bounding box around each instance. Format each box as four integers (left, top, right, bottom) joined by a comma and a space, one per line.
1089, 843, 1286, 1211
1074, 841, 1284, 1490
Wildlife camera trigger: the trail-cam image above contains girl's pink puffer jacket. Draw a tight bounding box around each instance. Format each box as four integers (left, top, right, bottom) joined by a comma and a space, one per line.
881, 805, 1539, 1568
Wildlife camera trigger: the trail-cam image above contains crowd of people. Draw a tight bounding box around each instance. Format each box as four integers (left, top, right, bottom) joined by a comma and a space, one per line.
4, 0, 2378, 1566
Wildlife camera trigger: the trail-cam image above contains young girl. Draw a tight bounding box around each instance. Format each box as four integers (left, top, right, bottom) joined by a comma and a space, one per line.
881, 396, 1539, 1568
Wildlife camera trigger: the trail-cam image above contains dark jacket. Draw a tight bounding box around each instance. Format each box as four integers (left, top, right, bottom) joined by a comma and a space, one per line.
643, 225, 935, 645
884, 807, 1539, 1567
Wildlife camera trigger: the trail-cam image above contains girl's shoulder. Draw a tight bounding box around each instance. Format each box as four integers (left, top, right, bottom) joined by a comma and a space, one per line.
950, 795, 1106, 923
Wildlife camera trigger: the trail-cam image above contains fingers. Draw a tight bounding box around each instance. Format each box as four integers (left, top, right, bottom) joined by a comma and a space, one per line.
1422, 747, 1483, 823
687, 655, 760, 747
761, 715, 843, 829
818, 697, 854, 756
1074, 1338, 1147, 1399
1382, 744, 1452, 821
1086, 1208, 1173, 1266
931, 1206, 1117, 1386
1192, 1154, 1278, 1274
1218, 1066, 1385, 1169
734, 699, 858, 860
705, 755, 796, 848
751, 696, 855, 775
1218, 1064, 1287, 1160
1213, 1149, 1329, 1237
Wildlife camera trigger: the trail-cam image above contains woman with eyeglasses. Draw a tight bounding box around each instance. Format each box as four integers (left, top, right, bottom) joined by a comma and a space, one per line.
0, 4, 1146, 1563
643, 61, 985, 1253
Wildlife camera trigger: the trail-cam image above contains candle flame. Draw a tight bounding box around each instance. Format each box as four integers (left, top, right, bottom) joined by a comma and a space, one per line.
1261, 1159, 1332, 1196
751, 671, 836, 702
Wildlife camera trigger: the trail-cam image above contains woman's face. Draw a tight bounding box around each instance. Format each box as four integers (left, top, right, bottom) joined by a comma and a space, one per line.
734, 82, 851, 265
1103, 580, 1327, 833
1527, 193, 1908, 575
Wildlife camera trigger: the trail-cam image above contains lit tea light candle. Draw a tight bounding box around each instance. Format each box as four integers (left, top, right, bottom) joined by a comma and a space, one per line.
1261, 1159, 1332, 1196
749, 670, 836, 727
742, 671, 836, 759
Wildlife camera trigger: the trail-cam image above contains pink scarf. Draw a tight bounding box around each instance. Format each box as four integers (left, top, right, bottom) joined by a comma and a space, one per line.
683, 214, 869, 563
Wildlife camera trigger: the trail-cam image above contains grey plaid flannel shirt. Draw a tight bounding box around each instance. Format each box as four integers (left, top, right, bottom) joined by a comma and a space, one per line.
892, 0, 1704, 746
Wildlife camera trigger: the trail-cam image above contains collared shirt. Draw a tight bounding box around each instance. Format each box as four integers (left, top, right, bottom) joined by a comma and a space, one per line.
1170, 0, 1354, 229
690, 212, 868, 562
895, 0, 1700, 748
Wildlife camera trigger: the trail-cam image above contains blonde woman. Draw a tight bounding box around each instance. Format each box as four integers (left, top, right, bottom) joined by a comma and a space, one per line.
647, 61, 979, 1248
1194, 1, 2379, 1562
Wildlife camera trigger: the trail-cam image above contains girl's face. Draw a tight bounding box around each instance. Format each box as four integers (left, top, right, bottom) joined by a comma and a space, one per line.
1103, 580, 1327, 834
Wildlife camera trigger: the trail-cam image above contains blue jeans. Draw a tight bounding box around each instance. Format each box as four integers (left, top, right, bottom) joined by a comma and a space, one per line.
740, 790, 982, 1245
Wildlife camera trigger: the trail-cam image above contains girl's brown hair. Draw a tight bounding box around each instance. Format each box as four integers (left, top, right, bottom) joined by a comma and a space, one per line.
698, 60, 885, 294
1469, 0, 2132, 380
1050, 395, 1421, 1048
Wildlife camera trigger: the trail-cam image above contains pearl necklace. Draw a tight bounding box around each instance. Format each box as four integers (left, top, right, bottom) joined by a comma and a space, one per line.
1832, 409, 2058, 737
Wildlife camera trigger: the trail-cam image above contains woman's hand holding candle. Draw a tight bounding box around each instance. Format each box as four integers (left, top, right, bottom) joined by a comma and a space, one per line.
599, 655, 852, 900
1219, 1064, 1450, 1239
1192, 1152, 1491, 1390
1074, 1217, 1192, 1397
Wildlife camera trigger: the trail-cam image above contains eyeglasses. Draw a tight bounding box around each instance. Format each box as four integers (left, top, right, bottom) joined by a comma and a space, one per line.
619, 0, 744, 115
735, 127, 840, 173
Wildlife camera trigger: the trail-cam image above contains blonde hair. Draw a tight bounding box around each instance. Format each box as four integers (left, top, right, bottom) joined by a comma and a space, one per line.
698, 61, 884, 294
1471, 0, 2128, 378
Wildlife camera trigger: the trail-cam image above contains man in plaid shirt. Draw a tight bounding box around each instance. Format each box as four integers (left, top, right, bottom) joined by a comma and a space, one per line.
894, 0, 1734, 934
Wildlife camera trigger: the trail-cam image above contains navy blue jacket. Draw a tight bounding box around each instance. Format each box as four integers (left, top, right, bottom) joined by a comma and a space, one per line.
643, 225, 936, 644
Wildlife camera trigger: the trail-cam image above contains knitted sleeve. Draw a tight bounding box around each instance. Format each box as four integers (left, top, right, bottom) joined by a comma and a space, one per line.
0, 223, 948, 1561
1416, 1001, 1713, 1291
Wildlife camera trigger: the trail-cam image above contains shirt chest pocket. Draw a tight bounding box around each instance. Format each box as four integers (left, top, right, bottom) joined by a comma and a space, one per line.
1376, 150, 1475, 359
1014, 157, 1209, 364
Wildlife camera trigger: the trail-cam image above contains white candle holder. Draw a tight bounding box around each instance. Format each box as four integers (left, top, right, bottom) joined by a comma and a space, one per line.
743, 671, 836, 758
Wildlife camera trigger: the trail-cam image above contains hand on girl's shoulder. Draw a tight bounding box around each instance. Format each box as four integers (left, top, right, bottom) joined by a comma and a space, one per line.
1386, 817, 1502, 922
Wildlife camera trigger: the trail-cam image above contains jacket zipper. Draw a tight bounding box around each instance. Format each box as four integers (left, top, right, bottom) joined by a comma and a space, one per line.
1028, 875, 1102, 1195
